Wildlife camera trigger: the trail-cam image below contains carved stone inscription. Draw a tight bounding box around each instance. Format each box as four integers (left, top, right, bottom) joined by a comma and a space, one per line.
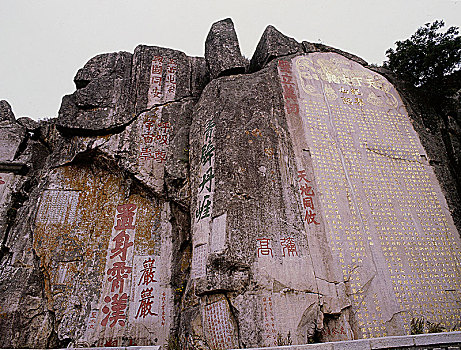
204, 299, 238, 350
147, 55, 178, 108
33, 165, 172, 347
283, 52, 461, 337
191, 120, 216, 278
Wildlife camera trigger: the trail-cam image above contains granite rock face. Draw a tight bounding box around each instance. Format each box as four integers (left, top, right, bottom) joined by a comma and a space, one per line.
250, 25, 303, 72
205, 18, 247, 79
0, 100, 16, 122
1, 20, 461, 349
58, 51, 134, 133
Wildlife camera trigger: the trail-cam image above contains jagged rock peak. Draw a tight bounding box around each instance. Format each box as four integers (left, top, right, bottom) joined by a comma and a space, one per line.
205, 18, 247, 79
0, 100, 15, 122
250, 25, 302, 72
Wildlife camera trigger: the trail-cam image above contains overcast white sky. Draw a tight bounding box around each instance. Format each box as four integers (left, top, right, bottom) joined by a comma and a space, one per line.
1, 0, 460, 120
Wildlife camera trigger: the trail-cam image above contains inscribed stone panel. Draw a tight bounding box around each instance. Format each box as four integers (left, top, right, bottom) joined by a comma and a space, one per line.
33, 165, 172, 347
281, 52, 461, 337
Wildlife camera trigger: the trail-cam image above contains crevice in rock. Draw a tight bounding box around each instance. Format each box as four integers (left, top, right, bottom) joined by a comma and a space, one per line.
366, 147, 427, 164
0, 177, 37, 264
170, 201, 192, 340
12, 132, 30, 162
57, 95, 197, 138
224, 293, 242, 348
441, 118, 461, 203
385, 309, 406, 324
217, 67, 246, 78
74, 79, 90, 90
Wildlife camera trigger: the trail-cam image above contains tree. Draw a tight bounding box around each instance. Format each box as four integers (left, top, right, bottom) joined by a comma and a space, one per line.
384, 20, 461, 89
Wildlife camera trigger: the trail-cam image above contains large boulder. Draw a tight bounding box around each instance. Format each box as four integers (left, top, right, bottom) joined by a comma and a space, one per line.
250, 25, 302, 72
1, 21, 461, 349
205, 18, 247, 79
57, 52, 134, 133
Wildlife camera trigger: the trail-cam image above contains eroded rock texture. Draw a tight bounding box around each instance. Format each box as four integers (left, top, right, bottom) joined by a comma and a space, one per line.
1, 19, 460, 349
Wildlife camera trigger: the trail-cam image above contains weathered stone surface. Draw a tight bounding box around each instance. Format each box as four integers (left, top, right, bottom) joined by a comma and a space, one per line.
0, 100, 16, 122
17, 116, 41, 131
132, 45, 192, 114
371, 66, 461, 232
369, 335, 414, 349
1, 21, 461, 350
57, 51, 134, 132
205, 18, 247, 79
0, 106, 26, 163
189, 56, 210, 98
182, 62, 343, 348
250, 25, 302, 72
302, 41, 368, 66
0, 104, 54, 348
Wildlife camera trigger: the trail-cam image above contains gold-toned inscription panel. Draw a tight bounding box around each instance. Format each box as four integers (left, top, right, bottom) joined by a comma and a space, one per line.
290, 53, 461, 337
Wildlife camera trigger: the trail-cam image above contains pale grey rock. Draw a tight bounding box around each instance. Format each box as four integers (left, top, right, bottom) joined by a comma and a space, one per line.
369, 335, 414, 349
332, 339, 371, 350
1, 21, 461, 350
0, 103, 26, 163
250, 25, 302, 72
183, 62, 341, 348
413, 331, 461, 346
205, 18, 247, 79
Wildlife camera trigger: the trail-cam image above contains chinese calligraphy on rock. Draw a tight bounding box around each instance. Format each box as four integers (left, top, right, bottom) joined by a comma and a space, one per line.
100, 204, 137, 328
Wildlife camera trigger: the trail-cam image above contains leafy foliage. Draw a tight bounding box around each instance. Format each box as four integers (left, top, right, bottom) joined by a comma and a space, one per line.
410, 317, 446, 335
410, 317, 425, 335
384, 20, 461, 88
276, 331, 293, 346
426, 320, 446, 333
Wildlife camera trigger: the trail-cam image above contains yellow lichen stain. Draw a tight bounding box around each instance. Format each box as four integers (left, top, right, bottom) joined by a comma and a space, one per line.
34, 164, 125, 312
245, 128, 262, 137
264, 147, 275, 157
129, 193, 162, 256
34, 162, 165, 321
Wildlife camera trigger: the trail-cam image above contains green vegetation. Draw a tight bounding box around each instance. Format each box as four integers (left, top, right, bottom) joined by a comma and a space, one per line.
384, 20, 461, 117
410, 317, 446, 335
384, 20, 460, 89
276, 331, 293, 346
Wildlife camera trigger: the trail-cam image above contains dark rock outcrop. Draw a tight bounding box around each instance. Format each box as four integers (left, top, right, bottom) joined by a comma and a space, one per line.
205, 18, 247, 79
0, 100, 16, 122
303, 41, 368, 66
250, 25, 302, 72
57, 52, 134, 133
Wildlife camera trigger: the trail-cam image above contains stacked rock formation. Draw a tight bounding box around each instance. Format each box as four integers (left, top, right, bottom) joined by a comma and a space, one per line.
0, 19, 460, 348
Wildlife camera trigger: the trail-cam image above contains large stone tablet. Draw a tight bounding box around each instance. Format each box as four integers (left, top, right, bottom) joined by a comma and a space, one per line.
281, 52, 461, 338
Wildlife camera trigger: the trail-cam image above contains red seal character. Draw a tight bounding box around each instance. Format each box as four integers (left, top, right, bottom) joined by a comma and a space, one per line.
280, 237, 298, 257
107, 261, 132, 293
110, 231, 134, 261
257, 238, 273, 257
114, 204, 136, 230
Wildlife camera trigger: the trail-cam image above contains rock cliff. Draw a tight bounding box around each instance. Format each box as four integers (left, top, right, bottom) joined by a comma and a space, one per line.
0, 19, 460, 348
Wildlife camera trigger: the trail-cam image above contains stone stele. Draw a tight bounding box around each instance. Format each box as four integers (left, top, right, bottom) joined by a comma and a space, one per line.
0, 19, 460, 349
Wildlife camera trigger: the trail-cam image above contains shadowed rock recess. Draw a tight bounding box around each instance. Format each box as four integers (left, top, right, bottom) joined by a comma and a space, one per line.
0, 19, 460, 349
